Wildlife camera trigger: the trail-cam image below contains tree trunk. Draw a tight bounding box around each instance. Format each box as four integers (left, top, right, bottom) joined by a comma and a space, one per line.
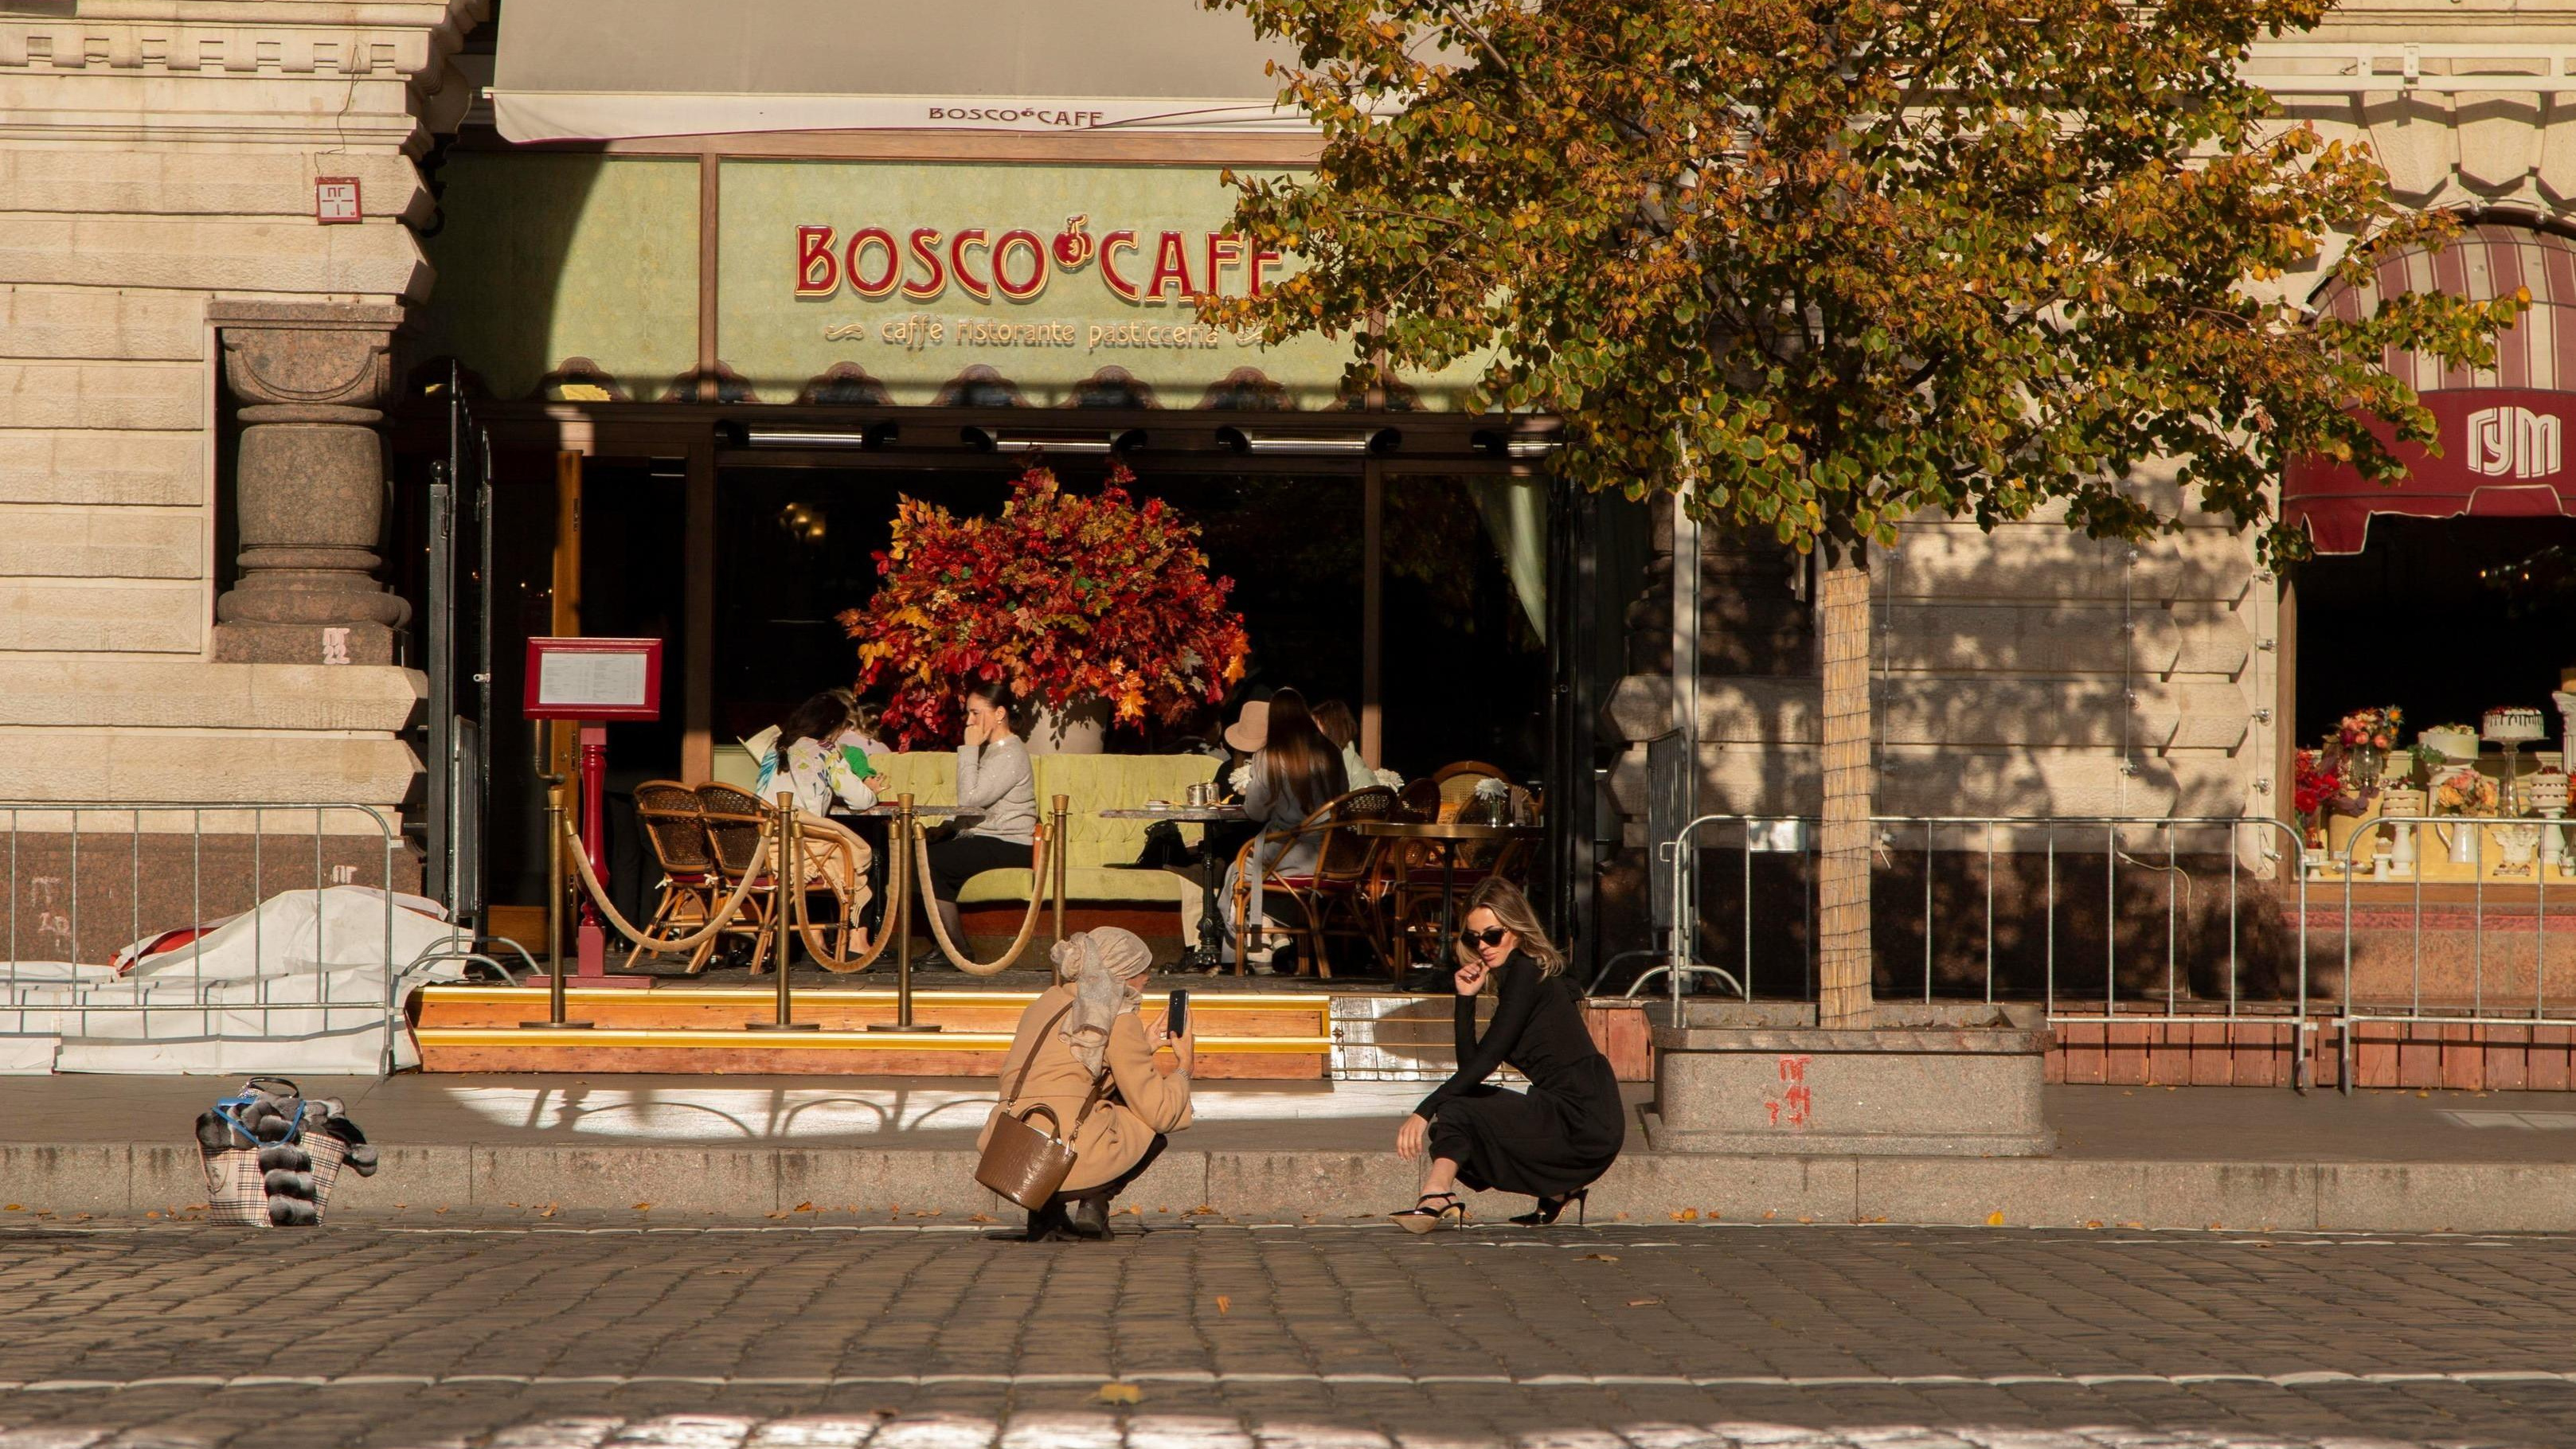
1816, 537, 1875, 1028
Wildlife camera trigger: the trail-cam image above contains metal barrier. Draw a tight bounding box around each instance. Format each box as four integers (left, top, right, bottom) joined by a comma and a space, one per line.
0, 803, 423, 1075
2328, 812, 2576, 1090
1648, 812, 2321, 1085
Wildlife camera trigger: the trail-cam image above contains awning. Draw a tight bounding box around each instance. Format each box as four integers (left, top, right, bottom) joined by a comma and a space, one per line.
2289, 223, 2576, 553
489, 0, 1307, 142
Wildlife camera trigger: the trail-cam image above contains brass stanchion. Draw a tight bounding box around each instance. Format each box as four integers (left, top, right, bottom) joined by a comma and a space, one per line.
522, 781, 592, 1029
1050, 794, 1069, 945
868, 793, 940, 1033
747, 791, 819, 1030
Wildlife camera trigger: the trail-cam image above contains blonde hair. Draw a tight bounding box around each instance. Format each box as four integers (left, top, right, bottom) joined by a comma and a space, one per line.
1453, 877, 1565, 978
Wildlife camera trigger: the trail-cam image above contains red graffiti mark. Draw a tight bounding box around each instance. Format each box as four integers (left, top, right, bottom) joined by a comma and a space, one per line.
1766, 1054, 1813, 1129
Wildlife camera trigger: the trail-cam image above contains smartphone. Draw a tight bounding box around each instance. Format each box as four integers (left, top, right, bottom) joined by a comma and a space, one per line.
1165, 988, 1190, 1040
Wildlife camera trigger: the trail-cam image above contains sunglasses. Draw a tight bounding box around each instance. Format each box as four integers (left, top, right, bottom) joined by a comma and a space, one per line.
1456, 927, 1511, 950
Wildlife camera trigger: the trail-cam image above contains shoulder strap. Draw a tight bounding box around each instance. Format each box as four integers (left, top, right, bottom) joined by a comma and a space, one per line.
1000, 1001, 1079, 1108
1066, 1057, 1116, 1135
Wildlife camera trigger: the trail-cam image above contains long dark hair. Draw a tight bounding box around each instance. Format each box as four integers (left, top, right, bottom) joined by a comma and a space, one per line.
780, 691, 850, 754
1257, 688, 1344, 818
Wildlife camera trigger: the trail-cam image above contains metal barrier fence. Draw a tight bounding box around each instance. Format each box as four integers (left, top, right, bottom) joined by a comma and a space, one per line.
0, 803, 479, 1076
2327, 812, 2576, 1086
1644, 813, 2326, 1084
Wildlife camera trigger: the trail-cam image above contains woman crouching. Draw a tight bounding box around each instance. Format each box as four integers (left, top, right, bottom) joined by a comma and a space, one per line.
982, 927, 1194, 1240
1393, 878, 1624, 1230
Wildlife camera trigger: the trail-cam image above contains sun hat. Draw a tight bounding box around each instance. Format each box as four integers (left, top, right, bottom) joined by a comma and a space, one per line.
1224, 699, 1270, 754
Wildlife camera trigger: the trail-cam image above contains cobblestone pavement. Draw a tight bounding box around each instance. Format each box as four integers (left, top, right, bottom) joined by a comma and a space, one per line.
1, 1217, 2572, 1448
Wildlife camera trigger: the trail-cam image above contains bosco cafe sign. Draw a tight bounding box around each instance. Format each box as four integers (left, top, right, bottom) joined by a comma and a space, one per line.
793, 215, 1282, 310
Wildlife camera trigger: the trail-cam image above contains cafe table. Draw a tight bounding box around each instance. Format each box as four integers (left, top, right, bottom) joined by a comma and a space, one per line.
1352, 820, 1544, 983
1100, 804, 1249, 972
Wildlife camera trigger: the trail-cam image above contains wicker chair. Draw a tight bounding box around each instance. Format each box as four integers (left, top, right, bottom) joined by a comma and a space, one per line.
628, 780, 720, 973
1229, 785, 1399, 978
694, 782, 780, 974
1383, 762, 1539, 969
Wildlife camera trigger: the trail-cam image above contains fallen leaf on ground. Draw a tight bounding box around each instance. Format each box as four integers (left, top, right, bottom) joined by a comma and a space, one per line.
1985, 1210, 2007, 1226
633, 1202, 653, 1211
1579, 1252, 1620, 1263
794, 1201, 815, 1213
1670, 1209, 1698, 1221
1627, 1299, 1662, 1307
2, 1205, 18, 1212
764, 1211, 790, 1220
1095, 1383, 1143, 1405
2085, 1220, 2104, 1229
1215, 1295, 1232, 1314
434, 1207, 449, 1214
144, 1211, 160, 1220
967, 1213, 994, 1224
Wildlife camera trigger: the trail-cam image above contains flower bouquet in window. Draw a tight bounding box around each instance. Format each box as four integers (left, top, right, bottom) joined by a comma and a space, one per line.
838, 459, 1251, 749
2336, 706, 2402, 788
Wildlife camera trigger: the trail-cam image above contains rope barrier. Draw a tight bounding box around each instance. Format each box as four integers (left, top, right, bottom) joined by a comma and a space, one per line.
911, 818, 1051, 977
790, 816, 905, 974
557, 814, 772, 955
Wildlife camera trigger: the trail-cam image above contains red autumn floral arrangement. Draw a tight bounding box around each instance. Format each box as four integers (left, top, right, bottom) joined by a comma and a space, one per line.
836, 459, 1250, 747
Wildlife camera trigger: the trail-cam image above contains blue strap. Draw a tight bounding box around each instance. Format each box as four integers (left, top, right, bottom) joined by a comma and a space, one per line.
212, 1094, 304, 1150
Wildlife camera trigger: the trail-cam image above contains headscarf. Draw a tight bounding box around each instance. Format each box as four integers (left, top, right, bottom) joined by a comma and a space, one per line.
1050, 927, 1153, 1076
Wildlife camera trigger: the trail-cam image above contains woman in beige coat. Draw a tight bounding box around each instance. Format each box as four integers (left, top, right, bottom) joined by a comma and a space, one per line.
980, 927, 1194, 1240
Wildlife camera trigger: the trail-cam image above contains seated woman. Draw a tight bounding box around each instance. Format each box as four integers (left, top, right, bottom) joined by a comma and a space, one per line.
923, 681, 1039, 964
1224, 687, 1346, 971
982, 927, 1194, 1240
1393, 878, 1624, 1231
753, 692, 878, 929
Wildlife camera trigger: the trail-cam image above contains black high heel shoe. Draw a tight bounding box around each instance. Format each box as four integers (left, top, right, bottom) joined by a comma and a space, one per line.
1508, 1188, 1588, 1227
1390, 1191, 1468, 1233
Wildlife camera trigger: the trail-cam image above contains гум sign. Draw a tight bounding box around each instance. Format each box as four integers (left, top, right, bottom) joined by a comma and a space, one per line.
794, 215, 1284, 305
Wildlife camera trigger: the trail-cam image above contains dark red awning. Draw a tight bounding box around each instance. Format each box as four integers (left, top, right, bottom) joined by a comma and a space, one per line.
2286, 389, 2575, 553
2287, 223, 2576, 554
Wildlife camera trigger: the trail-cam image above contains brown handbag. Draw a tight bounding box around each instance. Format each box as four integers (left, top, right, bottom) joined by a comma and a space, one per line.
976, 1002, 1113, 1210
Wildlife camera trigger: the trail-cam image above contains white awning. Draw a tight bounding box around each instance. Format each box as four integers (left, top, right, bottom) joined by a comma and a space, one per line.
489, 0, 1311, 142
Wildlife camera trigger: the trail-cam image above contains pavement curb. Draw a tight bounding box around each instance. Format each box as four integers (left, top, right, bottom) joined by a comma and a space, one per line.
8, 1142, 2574, 1232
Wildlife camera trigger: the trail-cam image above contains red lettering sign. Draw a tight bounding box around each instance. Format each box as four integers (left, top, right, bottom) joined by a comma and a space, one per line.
790, 216, 1278, 306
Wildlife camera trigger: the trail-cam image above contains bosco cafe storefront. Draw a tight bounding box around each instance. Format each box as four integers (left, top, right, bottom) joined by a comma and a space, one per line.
395, 0, 1640, 959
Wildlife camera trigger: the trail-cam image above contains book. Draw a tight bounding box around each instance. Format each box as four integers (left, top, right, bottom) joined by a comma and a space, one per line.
842, 745, 879, 780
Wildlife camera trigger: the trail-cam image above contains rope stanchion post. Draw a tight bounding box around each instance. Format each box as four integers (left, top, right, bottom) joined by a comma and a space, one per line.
521, 783, 592, 1029
868, 793, 941, 1033
1051, 794, 1069, 945
748, 791, 819, 1031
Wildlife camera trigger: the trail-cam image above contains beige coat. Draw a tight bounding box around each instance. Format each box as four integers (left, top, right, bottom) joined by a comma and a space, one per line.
979, 984, 1192, 1192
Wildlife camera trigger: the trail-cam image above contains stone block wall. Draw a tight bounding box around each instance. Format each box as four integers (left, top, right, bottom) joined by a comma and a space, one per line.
0, 3, 480, 814
0, 3, 485, 955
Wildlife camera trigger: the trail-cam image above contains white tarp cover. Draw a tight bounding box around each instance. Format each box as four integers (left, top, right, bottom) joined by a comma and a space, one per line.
489, 0, 1307, 141
0, 889, 470, 1075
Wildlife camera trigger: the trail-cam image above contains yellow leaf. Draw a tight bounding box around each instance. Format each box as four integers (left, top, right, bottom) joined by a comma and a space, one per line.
632, 1202, 653, 1211
1670, 1208, 1699, 1221
1215, 1295, 1232, 1314
1985, 1210, 2007, 1226
1096, 1383, 1143, 1405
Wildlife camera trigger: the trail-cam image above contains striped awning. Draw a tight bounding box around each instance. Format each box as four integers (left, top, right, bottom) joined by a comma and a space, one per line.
2289, 223, 2576, 553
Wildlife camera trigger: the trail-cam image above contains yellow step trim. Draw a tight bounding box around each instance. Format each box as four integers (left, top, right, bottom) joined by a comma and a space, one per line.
414, 1027, 1333, 1053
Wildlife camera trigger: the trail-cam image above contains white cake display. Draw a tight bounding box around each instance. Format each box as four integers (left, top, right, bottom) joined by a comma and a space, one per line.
2421, 725, 2480, 760
2485, 707, 2548, 742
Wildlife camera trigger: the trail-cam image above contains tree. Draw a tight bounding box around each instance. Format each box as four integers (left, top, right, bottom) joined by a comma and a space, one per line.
1202, 0, 2522, 1025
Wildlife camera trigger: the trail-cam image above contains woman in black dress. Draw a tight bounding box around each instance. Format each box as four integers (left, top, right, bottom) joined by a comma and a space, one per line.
1392, 878, 1624, 1230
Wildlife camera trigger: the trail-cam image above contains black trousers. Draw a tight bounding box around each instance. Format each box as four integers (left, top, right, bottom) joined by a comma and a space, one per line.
925, 832, 1032, 902
1051, 1132, 1169, 1207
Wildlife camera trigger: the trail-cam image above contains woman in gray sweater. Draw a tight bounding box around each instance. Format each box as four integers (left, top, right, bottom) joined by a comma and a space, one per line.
924, 681, 1039, 963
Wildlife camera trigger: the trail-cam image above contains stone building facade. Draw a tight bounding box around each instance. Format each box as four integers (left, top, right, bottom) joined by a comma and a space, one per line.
4, 0, 2571, 968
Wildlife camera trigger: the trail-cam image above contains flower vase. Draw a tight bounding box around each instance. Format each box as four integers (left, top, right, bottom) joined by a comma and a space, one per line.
2544, 808, 2570, 874
2446, 819, 2482, 868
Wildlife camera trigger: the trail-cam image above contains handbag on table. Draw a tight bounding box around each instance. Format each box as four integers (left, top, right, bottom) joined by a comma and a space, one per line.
976, 1002, 1113, 1210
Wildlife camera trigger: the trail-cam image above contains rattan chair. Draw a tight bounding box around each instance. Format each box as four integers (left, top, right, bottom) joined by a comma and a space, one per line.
694, 782, 780, 974
1229, 785, 1399, 978
1382, 762, 1538, 970
628, 780, 720, 973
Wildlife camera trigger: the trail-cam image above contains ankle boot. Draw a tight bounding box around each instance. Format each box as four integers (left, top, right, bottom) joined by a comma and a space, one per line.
1024, 1204, 1073, 1241
1068, 1197, 1112, 1240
